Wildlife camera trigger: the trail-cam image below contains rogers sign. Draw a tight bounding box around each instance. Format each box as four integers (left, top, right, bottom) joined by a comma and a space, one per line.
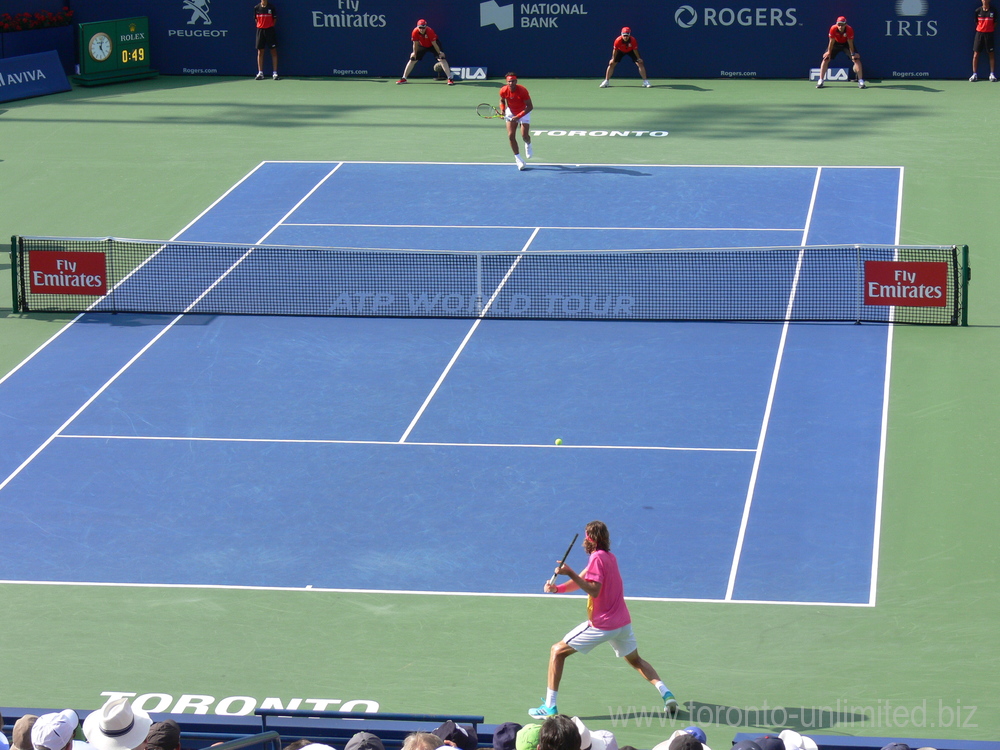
674, 5, 798, 27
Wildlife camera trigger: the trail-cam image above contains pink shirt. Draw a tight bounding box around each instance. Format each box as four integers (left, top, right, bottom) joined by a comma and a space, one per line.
583, 549, 631, 630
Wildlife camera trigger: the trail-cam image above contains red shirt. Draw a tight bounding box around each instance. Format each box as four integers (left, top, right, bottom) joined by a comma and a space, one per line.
499, 83, 530, 116
613, 35, 638, 53
411, 26, 438, 47
829, 23, 854, 44
254, 3, 276, 29
976, 6, 996, 33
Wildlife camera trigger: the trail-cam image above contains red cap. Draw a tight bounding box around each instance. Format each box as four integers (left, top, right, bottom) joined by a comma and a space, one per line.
417, 18, 427, 26
836, 16, 847, 23
621, 26, 631, 34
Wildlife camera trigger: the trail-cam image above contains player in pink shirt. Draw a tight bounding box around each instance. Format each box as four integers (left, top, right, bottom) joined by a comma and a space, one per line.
528, 520, 678, 719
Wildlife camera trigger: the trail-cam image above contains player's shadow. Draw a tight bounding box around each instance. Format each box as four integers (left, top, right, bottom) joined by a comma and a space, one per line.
873, 84, 943, 92
653, 83, 712, 91
532, 164, 653, 176
578, 701, 870, 731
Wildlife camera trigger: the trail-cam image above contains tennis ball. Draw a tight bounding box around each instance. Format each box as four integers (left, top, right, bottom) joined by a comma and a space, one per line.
555, 438, 563, 445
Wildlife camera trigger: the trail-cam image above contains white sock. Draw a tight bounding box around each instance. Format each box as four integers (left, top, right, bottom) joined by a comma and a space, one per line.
654, 681, 668, 697
546, 688, 558, 707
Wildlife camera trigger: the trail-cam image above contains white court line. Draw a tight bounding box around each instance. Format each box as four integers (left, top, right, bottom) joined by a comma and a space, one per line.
397, 227, 541, 443
284, 222, 804, 232
723, 166, 824, 602
0, 165, 345, 496
0, 577, 874, 606
868, 167, 905, 606
55, 433, 754, 452
261, 159, 902, 171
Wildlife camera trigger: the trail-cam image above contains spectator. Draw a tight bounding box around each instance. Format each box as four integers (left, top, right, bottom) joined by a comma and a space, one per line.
402, 734, 441, 750
345, 734, 384, 750
83, 698, 152, 750
569, 719, 616, 750
13, 715, 38, 750
778, 732, 817, 750
432, 722, 477, 750
493, 724, 522, 750
970, 0, 997, 80
537, 717, 579, 750
515, 726, 541, 750
397, 19, 453, 85
283, 742, 313, 750
31, 711, 79, 750
144, 722, 181, 750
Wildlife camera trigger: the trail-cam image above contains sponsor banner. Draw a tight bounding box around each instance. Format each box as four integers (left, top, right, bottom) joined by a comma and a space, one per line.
29, 251, 107, 295
863, 261, 948, 307
68, 0, 969, 79
450, 66, 488, 80
809, 67, 850, 81
0, 50, 71, 103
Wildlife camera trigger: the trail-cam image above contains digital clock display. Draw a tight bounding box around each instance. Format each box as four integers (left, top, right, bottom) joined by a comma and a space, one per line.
121, 46, 146, 64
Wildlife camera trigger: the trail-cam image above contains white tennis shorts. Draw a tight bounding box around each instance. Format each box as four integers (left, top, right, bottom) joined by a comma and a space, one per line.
563, 621, 637, 656
505, 107, 531, 124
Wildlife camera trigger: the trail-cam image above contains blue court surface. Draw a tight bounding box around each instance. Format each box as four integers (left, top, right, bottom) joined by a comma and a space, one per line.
0, 161, 904, 606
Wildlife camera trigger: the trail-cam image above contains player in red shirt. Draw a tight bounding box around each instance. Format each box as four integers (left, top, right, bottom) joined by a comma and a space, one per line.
817, 16, 866, 89
396, 19, 453, 85
254, 0, 278, 80
600, 27, 651, 88
499, 73, 533, 171
970, 0, 997, 81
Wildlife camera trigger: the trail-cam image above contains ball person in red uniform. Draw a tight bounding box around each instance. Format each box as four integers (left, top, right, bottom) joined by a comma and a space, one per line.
970, 0, 997, 81
396, 19, 453, 85
499, 73, 533, 171
817, 16, 866, 89
254, 0, 278, 80
600, 27, 651, 88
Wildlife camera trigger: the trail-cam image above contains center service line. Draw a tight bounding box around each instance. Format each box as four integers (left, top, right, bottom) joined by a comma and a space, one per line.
398, 228, 542, 443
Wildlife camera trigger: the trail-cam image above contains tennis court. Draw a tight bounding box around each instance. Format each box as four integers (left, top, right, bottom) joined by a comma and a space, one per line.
2, 161, 899, 606
0, 77, 996, 750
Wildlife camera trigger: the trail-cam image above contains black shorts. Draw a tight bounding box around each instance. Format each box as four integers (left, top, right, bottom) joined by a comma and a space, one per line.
974, 31, 995, 53
612, 49, 640, 64
256, 27, 277, 50
827, 42, 858, 61
413, 45, 441, 61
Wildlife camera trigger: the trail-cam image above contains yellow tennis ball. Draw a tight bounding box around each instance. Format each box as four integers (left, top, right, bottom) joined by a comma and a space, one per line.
555, 438, 563, 445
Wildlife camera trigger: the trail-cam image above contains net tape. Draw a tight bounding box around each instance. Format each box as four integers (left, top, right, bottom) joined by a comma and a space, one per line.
14, 236, 963, 325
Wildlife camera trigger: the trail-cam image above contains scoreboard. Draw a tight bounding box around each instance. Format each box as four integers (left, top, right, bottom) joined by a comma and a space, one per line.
76, 17, 157, 84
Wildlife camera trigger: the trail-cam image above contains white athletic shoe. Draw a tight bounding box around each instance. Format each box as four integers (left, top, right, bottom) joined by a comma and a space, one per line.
970, 73, 979, 81
515, 154, 525, 171
858, 79, 867, 89
525, 143, 533, 159
599, 80, 609, 88
642, 79, 651, 87
816, 80, 824, 88
991, 73, 998, 82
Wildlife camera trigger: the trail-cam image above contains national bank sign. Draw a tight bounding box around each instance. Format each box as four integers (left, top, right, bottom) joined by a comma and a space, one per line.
481, 1, 589, 30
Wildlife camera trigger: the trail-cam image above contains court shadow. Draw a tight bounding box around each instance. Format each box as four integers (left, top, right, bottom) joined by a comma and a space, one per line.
655, 83, 713, 91
73, 312, 217, 327
578, 701, 870, 731
872, 84, 943, 92
531, 164, 653, 176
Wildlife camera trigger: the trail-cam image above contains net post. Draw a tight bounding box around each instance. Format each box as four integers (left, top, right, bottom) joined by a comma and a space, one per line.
10, 235, 21, 314
960, 245, 970, 327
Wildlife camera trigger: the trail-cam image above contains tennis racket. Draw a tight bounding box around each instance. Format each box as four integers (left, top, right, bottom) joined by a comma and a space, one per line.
477, 102, 504, 119
548, 533, 579, 586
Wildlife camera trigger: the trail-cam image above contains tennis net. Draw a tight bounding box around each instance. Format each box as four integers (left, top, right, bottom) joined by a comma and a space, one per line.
10, 236, 969, 325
